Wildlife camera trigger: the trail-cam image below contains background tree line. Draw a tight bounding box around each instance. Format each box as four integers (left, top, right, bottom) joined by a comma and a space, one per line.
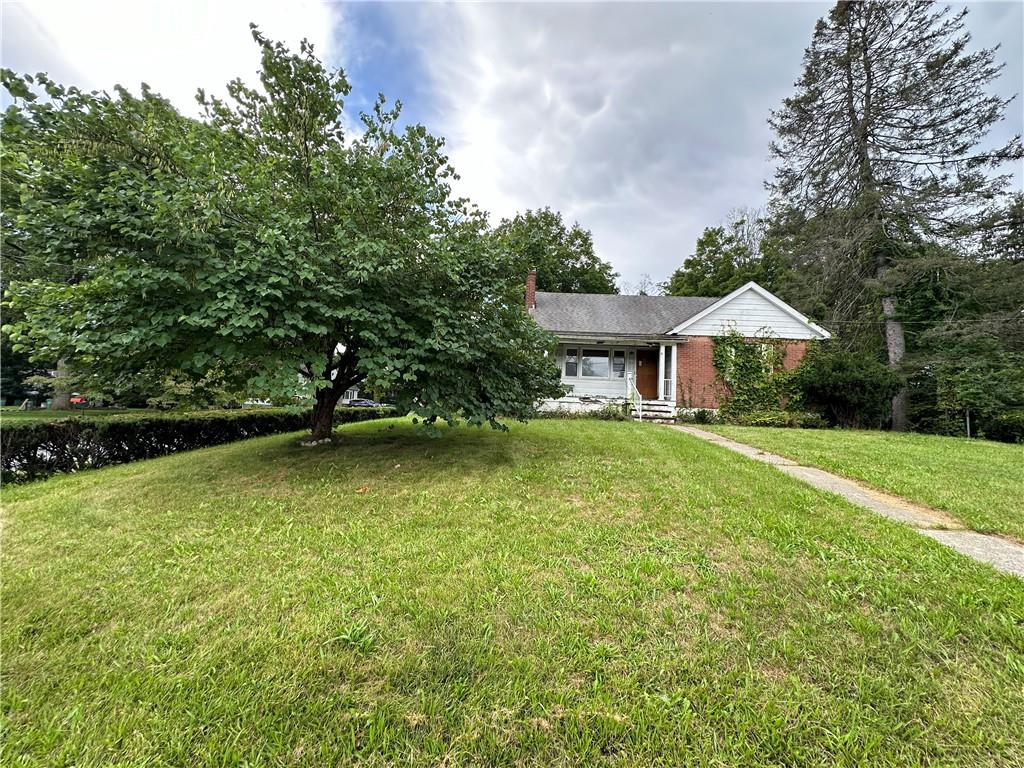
665, 0, 1022, 440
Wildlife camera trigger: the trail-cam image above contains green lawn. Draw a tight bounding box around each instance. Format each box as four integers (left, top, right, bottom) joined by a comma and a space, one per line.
3, 419, 1023, 766
0, 407, 151, 422
709, 426, 1024, 541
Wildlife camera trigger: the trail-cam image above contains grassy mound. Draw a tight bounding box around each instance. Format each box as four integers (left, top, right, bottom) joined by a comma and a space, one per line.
4, 419, 1022, 766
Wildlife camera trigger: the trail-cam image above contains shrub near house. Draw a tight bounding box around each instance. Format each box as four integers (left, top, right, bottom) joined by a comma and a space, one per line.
795, 345, 905, 429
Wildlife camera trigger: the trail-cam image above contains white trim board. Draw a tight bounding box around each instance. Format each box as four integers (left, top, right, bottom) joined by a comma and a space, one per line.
667, 281, 831, 340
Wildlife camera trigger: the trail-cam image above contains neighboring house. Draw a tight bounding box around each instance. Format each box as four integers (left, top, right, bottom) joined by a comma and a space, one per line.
525, 271, 830, 417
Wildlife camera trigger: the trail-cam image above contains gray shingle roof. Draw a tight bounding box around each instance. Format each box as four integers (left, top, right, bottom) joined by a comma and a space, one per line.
532, 291, 719, 336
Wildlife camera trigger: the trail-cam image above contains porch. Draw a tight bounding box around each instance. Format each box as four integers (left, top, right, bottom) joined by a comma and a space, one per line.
538, 394, 677, 423
540, 340, 678, 420
554, 341, 676, 400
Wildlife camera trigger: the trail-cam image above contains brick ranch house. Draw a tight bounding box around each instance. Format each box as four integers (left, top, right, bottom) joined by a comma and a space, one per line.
525, 271, 831, 420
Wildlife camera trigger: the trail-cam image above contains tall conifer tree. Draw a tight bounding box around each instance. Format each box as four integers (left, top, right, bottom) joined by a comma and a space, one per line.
769, 1, 1021, 429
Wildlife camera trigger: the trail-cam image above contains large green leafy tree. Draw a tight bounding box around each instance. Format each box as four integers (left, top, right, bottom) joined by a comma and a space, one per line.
664, 211, 789, 297
493, 208, 619, 294
768, 0, 1022, 430
1, 28, 562, 440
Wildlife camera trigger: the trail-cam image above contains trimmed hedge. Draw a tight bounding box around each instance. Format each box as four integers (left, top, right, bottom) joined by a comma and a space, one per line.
1, 407, 394, 483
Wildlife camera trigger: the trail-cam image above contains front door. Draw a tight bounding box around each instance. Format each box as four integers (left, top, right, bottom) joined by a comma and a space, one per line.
635, 349, 659, 399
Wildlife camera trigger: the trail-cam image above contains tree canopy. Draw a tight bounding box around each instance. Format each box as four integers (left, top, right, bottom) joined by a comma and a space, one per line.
493, 208, 619, 294
1, 28, 563, 438
664, 210, 789, 297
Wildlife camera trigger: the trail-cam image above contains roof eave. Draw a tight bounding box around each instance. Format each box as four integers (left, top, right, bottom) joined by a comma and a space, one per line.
545, 330, 685, 344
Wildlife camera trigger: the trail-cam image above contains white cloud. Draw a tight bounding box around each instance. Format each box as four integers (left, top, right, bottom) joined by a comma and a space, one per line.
389, 2, 824, 288
1, 0, 339, 116
394, 1, 1022, 289
4, 0, 1020, 290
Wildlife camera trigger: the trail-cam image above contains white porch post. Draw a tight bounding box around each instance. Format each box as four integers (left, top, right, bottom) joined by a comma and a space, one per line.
668, 343, 677, 402
657, 344, 666, 400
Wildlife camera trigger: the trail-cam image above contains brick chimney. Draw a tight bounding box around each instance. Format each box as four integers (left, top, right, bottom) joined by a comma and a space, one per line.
525, 269, 537, 310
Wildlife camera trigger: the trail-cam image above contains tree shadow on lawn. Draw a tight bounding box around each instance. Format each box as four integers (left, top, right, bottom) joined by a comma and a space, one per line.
225, 419, 523, 491
314, 418, 520, 464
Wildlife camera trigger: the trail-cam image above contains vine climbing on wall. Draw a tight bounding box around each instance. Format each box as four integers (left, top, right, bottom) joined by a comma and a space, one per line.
711, 329, 798, 417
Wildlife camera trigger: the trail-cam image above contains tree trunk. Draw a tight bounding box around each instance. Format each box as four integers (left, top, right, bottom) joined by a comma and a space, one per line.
881, 296, 908, 431
310, 386, 343, 441
50, 358, 72, 410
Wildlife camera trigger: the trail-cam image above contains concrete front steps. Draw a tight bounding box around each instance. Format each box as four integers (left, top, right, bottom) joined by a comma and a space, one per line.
632, 400, 676, 424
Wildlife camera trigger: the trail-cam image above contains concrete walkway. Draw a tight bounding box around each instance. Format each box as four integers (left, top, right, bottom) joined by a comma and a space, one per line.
672, 425, 1024, 579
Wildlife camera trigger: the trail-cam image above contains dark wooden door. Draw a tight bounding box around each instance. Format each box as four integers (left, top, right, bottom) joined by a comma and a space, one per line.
635, 349, 658, 399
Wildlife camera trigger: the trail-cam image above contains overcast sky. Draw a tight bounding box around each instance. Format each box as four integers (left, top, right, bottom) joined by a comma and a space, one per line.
4, 0, 1022, 289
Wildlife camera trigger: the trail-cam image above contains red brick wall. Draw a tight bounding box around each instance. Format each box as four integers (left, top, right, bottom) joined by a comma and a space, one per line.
782, 340, 808, 370
675, 337, 725, 408
675, 338, 810, 409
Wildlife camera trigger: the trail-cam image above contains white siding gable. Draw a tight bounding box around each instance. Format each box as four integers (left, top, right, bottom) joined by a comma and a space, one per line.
669, 283, 830, 340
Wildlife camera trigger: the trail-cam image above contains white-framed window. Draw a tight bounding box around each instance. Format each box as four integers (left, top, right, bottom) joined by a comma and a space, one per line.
759, 342, 780, 373
562, 346, 629, 380
564, 348, 578, 377
661, 344, 674, 400
581, 348, 609, 377
612, 350, 626, 378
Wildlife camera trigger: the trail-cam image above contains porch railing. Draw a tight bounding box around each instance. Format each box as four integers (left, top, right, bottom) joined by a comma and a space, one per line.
626, 372, 643, 422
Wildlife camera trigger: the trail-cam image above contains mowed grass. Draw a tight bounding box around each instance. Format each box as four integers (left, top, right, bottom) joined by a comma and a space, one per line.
3, 419, 1023, 766
0, 407, 151, 422
709, 426, 1024, 541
